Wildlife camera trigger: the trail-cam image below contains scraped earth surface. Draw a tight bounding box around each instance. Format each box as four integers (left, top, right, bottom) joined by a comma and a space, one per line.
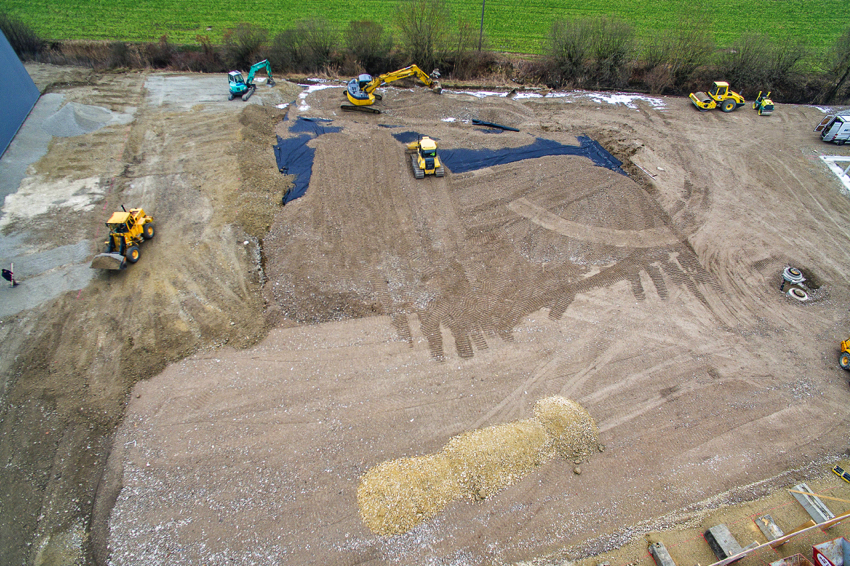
1, 66, 850, 566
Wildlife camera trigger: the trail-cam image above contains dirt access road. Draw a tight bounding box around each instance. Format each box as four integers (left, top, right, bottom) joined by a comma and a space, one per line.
1, 65, 849, 566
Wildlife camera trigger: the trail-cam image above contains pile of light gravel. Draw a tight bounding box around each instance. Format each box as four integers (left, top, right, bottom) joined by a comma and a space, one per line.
42, 102, 133, 137
358, 396, 599, 535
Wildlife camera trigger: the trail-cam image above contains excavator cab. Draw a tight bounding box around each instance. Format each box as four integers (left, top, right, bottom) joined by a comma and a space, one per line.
355, 74, 372, 90
228, 71, 248, 99
347, 74, 378, 103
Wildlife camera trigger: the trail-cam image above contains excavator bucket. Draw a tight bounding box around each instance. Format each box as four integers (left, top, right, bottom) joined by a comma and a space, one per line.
90, 253, 127, 270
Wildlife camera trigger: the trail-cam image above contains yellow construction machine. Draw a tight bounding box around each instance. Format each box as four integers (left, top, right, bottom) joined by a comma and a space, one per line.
90, 206, 155, 270
406, 136, 445, 179
342, 65, 441, 114
840, 339, 850, 370
753, 91, 774, 116
689, 81, 745, 113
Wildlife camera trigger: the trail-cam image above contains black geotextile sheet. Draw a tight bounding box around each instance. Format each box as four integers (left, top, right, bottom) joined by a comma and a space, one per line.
275, 121, 626, 204
273, 117, 341, 204
390, 132, 626, 175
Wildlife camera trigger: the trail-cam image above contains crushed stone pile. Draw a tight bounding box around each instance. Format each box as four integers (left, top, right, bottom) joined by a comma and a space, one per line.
357, 396, 599, 536
534, 396, 600, 460
41, 102, 133, 137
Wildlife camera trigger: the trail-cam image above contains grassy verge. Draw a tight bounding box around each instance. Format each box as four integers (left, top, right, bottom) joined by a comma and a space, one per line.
3, 0, 847, 55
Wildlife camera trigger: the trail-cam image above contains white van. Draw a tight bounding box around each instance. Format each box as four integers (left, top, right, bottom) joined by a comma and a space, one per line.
815, 113, 850, 144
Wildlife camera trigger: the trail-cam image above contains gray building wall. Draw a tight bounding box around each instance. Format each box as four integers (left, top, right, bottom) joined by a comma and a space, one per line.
0, 31, 40, 158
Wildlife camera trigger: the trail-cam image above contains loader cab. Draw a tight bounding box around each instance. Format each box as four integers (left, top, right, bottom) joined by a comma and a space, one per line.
106, 211, 133, 234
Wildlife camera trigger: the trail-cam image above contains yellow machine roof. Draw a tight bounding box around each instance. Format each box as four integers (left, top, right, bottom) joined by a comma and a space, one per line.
420, 137, 437, 150
107, 212, 131, 224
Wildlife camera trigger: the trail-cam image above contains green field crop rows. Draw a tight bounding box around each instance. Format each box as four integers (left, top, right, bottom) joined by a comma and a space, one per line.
2, 0, 846, 56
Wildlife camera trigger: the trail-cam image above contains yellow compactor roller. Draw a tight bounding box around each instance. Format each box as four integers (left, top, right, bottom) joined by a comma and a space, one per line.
690, 81, 745, 113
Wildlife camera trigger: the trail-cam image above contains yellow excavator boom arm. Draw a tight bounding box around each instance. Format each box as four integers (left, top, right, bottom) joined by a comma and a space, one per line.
365, 65, 435, 94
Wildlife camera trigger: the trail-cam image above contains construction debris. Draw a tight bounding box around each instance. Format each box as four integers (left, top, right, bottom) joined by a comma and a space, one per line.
756, 514, 786, 544
791, 483, 835, 523
769, 554, 815, 566
649, 541, 677, 566
472, 119, 519, 131
704, 524, 757, 562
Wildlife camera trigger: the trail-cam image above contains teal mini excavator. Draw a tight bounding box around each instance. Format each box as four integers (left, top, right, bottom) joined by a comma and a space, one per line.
228, 59, 275, 101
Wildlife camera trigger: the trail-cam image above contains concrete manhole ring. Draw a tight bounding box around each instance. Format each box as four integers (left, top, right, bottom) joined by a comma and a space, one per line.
783, 266, 805, 284
787, 287, 808, 301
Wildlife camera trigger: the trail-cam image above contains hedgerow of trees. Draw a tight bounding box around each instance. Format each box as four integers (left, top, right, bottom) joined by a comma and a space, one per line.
2, 2, 850, 104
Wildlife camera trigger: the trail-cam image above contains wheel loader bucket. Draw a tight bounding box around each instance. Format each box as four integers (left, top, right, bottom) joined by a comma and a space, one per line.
90, 252, 127, 270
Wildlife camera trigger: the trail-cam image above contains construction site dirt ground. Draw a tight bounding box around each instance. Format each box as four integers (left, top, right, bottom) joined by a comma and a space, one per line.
1, 64, 850, 566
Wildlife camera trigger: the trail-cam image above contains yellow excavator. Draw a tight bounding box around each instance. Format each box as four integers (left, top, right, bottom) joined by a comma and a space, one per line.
689, 81, 745, 113
342, 65, 441, 114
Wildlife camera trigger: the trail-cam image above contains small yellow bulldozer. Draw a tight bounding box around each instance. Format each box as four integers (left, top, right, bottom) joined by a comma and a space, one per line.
90, 206, 155, 270
690, 81, 745, 113
406, 136, 445, 179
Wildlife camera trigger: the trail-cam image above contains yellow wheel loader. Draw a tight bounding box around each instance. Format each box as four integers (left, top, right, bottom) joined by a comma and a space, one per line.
90, 206, 155, 270
840, 339, 850, 370
342, 65, 441, 114
689, 81, 745, 113
406, 136, 445, 179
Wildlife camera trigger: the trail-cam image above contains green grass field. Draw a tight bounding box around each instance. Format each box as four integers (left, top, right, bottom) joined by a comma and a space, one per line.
3, 0, 846, 56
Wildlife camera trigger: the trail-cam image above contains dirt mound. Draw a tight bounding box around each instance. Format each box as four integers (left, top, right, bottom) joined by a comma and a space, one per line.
235, 104, 292, 238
